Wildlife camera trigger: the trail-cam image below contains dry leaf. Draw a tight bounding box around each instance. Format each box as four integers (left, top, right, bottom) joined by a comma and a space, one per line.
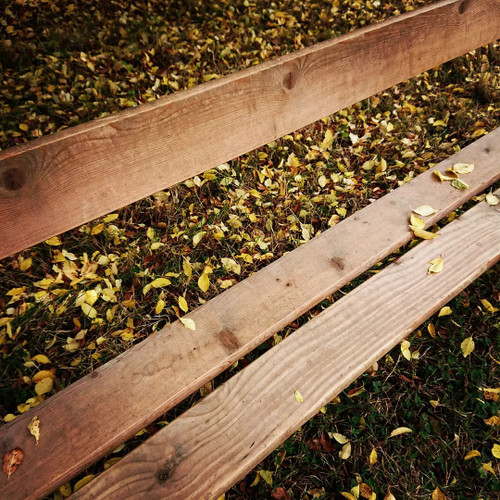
2, 448, 24, 479
180, 317, 196, 331
259, 469, 273, 486
155, 298, 165, 315
413, 205, 438, 217
73, 475, 95, 492
480, 299, 499, 313
31, 354, 51, 364
390, 427, 412, 437
360, 483, 373, 499
433, 171, 455, 182
482, 461, 496, 477
451, 179, 469, 190
484, 416, 500, 427
321, 129, 334, 150
34, 377, 53, 395
464, 449, 481, 460
341, 493, 357, 500
339, 442, 351, 460
384, 491, 396, 500
151, 278, 171, 288
20, 257, 32, 271
178, 296, 188, 313
401, 340, 411, 361
28, 416, 40, 445
431, 486, 446, 500
221, 257, 241, 275
452, 162, 474, 174
198, 273, 210, 292
330, 433, 349, 444
410, 213, 425, 229
486, 191, 499, 206
369, 448, 378, 464
492, 444, 500, 459
59, 482, 72, 497
410, 226, 438, 240
428, 257, 443, 274
45, 236, 61, 246
460, 336, 474, 357
438, 306, 452, 317
294, 390, 303, 403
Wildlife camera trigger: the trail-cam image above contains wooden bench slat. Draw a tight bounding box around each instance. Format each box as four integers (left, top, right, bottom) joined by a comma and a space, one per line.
75, 188, 500, 500
1, 0, 499, 259
0, 131, 498, 499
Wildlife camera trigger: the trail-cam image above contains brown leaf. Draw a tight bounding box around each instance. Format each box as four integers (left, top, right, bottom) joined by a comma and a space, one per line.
319, 431, 335, 452
272, 487, 291, 500
360, 483, 373, 498
3, 448, 24, 479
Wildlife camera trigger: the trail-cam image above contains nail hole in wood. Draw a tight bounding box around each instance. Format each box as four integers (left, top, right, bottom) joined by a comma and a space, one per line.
2, 167, 26, 191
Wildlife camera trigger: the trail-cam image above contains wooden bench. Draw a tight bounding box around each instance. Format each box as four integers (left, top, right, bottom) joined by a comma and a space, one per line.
0, 0, 499, 498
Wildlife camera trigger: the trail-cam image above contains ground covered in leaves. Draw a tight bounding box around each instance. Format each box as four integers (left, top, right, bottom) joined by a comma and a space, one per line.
0, 0, 499, 498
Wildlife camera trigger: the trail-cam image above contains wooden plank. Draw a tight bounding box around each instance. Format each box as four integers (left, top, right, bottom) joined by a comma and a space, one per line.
75, 189, 500, 500
0, 131, 498, 500
1, 0, 499, 259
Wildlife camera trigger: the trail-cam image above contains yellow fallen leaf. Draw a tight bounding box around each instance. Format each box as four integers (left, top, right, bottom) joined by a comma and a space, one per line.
151, 242, 164, 250
45, 236, 61, 246
294, 390, 303, 403
151, 278, 171, 288
452, 162, 474, 174
460, 336, 474, 357
341, 493, 357, 500
198, 273, 210, 292
33, 370, 55, 382
486, 191, 499, 206
401, 340, 411, 361
413, 205, 438, 217
259, 469, 273, 486
433, 171, 455, 182
81, 303, 97, 319
492, 444, 500, 459
146, 227, 155, 239
217, 495, 225, 500
428, 323, 436, 338
330, 433, 349, 444
180, 317, 195, 331
183, 259, 192, 278
451, 179, 469, 190
339, 442, 351, 460
428, 257, 443, 274
103, 213, 118, 222
249, 472, 260, 487
91, 223, 104, 235
321, 129, 334, 150
482, 461, 496, 477
155, 299, 165, 315
431, 486, 446, 500
390, 427, 412, 437
464, 449, 481, 460
438, 306, 452, 317
59, 482, 72, 497
34, 377, 53, 396
28, 416, 40, 445
369, 448, 378, 464
220, 257, 241, 275
480, 299, 499, 313
74, 475, 95, 492
384, 491, 396, 500
410, 226, 438, 240
20, 257, 32, 271
410, 213, 425, 229
31, 354, 51, 364
193, 231, 206, 247
178, 296, 188, 313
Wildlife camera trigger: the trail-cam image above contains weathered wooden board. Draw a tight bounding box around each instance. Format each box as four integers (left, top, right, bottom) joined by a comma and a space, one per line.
75, 189, 500, 499
1, 0, 499, 259
1, 130, 498, 499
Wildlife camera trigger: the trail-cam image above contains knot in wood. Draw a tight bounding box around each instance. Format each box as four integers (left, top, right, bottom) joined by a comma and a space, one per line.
283, 71, 297, 90
2, 167, 26, 191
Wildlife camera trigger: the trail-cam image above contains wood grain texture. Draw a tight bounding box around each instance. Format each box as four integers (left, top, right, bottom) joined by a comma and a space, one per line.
75, 189, 500, 500
0, 130, 498, 500
1, 0, 499, 259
